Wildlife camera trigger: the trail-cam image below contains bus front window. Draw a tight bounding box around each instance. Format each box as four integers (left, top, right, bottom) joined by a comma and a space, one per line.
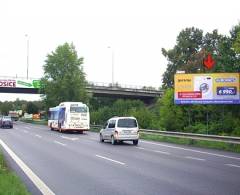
70, 106, 87, 113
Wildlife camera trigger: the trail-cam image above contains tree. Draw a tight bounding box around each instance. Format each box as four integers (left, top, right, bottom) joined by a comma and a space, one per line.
26, 102, 39, 114
162, 27, 203, 88
41, 43, 88, 108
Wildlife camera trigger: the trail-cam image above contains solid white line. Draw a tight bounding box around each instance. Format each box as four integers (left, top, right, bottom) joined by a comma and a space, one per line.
61, 136, 78, 141
23, 130, 29, 133
35, 134, 42, 138
185, 156, 206, 161
225, 164, 240, 168
25, 127, 31, 130
54, 141, 66, 146
141, 140, 240, 160
0, 139, 55, 195
96, 155, 125, 165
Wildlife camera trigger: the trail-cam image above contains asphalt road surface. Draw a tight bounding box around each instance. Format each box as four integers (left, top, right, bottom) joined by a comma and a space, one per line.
0, 121, 240, 195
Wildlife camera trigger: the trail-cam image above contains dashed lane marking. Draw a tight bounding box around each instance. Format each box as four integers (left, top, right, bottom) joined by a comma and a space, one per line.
96, 155, 125, 165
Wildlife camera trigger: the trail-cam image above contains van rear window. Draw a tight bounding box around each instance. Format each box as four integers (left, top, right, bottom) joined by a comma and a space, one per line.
117, 119, 137, 128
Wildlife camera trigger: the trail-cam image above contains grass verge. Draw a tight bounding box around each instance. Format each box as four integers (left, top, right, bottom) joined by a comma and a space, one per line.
20, 118, 47, 126
140, 133, 240, 153
0, 150, 30, 195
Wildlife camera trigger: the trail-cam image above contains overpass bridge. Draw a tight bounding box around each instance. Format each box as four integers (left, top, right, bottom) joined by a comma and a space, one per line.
0, 77, 164, 102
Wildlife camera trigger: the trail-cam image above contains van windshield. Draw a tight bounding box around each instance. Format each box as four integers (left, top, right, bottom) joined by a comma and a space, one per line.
117, 119, 137, 128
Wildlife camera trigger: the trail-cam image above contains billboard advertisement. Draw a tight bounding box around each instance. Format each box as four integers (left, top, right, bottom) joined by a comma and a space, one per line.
174, 73, 240, 104
0, 78, 41, 89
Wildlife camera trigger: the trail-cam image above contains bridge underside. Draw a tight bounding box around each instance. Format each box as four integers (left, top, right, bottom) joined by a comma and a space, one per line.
0, 87, 159, 103
0, 87, 40, 94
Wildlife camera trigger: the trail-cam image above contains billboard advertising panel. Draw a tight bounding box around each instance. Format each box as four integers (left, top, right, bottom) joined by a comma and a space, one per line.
174, 73, 240, 104
0, 78, 41, 89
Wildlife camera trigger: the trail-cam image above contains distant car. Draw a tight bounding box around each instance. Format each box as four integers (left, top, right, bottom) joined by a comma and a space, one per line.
100, 116, 139, 145
0, 116, 13, 128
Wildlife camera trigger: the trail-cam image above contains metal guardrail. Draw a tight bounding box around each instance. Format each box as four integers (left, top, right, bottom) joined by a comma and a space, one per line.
140, 129, 240, 144
90, 125, 240, 144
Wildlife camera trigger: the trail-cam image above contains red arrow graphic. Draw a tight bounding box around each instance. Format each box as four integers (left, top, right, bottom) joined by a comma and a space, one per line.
203, 53, 215, 69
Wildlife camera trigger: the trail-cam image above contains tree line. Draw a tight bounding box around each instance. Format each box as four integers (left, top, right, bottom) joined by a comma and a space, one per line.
1, 23, 240, 136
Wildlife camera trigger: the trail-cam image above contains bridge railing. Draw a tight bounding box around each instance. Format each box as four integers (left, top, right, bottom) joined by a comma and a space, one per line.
87, 81, 162, 92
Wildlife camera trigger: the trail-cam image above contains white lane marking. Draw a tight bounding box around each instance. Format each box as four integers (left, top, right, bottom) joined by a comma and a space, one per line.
14, 127, 19, 130
25, 127, 31, 130
35, 134, 42, 138
153, 150, 171, 155
54, 141, 66, 146
61, 136, 78, 141
96, 155, 125, 165
185, 156, 206, 161
141, 140, 240, 161
225, 164, 240, 168
136, 147, 145, 150
136, 147, 170, 155
0, 139, 55, 195
23, 130, 29, 133
89, 138, 98, 141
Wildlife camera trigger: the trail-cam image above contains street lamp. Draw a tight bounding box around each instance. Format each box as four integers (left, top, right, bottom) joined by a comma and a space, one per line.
25, 34, 29, 80
108, 46, 114, 85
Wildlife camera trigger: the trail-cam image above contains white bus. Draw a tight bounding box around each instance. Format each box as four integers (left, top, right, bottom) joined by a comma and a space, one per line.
48, 102, 90, 133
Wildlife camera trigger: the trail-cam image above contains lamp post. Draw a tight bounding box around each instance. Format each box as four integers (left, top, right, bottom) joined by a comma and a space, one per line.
25, 34, 29, 80
108, 46, 114, 85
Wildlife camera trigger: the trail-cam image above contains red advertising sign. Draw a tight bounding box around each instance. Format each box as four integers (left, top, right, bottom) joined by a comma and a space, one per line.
178, 91, 202, 99
0, 80, 16, 87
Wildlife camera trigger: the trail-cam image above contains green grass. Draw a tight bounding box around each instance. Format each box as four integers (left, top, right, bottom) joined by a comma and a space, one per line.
140, 133, 240, 153
20, 118, 47, 126
0, 150, 30, 195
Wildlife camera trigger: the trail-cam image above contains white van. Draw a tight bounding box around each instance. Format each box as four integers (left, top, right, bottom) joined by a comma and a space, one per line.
99, 116, 139, 145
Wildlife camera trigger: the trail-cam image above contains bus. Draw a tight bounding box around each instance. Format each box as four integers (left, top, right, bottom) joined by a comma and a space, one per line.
48, 102, 90, 133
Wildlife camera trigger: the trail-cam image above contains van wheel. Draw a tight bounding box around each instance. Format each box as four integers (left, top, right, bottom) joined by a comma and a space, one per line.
111, 136, 116, 145
133, 140, 138, 145
100, 134, 104, 142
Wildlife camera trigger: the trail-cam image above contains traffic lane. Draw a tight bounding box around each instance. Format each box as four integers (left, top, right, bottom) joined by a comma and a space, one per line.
0, 129, 121, 195
12, 122, 240, 170
63, 135, 240, 195
2, 125, 240, 195
1, 126, 181, 195
11, 122, 240, 168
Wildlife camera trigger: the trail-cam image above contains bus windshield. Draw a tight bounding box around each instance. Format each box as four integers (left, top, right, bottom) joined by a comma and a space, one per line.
70, 106, 87, 113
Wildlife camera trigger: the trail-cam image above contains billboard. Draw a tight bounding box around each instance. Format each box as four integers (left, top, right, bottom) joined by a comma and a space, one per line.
0, 78, 41, 89
174, 73, 240, 104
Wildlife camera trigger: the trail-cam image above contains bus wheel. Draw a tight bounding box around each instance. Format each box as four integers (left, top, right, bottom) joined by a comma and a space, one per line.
59, 124, 62, 133
50, 124, 54, 131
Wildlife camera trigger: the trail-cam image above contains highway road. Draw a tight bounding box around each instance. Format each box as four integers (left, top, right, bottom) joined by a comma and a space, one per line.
0, 121, 240, 195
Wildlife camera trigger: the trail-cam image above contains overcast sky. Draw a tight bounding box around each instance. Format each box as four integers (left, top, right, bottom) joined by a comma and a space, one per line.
0, 0, 239, 101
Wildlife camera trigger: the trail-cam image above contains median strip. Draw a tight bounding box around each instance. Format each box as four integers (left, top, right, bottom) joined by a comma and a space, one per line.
0, 139, 55, 195
95, 155, 125, 165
